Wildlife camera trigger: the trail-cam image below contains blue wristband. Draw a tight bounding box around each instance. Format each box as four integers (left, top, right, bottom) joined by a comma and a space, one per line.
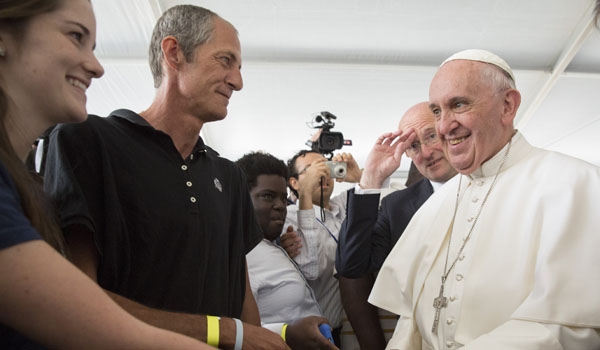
234, 318, 243, 350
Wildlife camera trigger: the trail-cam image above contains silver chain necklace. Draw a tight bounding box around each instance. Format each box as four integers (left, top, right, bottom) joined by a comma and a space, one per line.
431, 138, 513, 334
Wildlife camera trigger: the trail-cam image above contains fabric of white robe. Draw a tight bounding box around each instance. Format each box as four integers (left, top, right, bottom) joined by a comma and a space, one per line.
369, 132, 600, 349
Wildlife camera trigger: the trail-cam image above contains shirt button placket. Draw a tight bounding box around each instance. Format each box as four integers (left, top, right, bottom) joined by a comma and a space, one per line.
181, 164, 195, 203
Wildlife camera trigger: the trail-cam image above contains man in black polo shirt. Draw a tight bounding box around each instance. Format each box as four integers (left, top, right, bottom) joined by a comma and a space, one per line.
43, 5, 288, 349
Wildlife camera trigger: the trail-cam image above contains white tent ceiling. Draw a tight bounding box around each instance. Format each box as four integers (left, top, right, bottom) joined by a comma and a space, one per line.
87, 0, 600, 185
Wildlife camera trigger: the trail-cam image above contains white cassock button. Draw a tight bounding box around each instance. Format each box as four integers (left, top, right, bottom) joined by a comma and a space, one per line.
446, 317, 454, 325
449, 296, 456, 302
467, 216, 474, 222
446, 341, 455, 348
458, 254, 465, 261
190, 154, 194, 160
181, 165, 188, 171
476, 180, 484, 186
190, 197, 196, 203
472, 197, 479, 203
186, 181, 192, 187
456, 274, 464, 281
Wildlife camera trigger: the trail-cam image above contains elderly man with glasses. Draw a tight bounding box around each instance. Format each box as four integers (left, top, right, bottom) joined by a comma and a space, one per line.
335, 101, 456, 349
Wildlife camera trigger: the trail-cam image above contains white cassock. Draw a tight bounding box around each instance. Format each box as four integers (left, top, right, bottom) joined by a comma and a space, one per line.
369, 132, 600, 350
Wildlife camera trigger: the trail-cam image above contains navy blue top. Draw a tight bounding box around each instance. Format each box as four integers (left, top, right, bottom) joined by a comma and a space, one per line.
0, 160, 42, 249
0, 159, 44, 348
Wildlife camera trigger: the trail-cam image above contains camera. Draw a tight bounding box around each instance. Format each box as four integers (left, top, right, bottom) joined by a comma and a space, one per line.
309, 111, 352, 158
318, 132, 345, 155
326, 161, 347, 179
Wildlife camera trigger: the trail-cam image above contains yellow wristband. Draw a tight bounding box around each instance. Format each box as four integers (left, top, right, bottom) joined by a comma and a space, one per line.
206, 315, 220, 347
281, 323, 288, 341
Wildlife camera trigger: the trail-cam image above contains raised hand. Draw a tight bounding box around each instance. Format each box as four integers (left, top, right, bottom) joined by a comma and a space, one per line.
280, 225, 302, 258
359, 129, 417, 189
331, 152, 362, 183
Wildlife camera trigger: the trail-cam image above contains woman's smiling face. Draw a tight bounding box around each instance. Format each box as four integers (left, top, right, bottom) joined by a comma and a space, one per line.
0, 0, 104, 125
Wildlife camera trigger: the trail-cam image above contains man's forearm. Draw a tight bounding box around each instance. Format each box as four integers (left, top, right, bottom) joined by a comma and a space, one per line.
339, 276, 386, 350
291, 210, 321, 279
108, 291, 291, 349
336, 191, 380, 278
107, 291, 211, 341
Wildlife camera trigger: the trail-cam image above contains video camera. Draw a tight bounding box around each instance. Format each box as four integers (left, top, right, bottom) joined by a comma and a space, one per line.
309, 111, 352, 159
306, 111, 352, 179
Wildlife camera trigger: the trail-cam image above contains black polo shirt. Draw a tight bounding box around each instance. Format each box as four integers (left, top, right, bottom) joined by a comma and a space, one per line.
44, 109, 261, 317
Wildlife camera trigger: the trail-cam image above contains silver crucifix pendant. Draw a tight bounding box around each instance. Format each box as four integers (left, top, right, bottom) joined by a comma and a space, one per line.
432, 280, 448, 334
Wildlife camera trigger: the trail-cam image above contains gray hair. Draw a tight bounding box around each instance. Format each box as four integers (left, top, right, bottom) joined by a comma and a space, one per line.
480, 63, 516, 93
148, 5, 230, 88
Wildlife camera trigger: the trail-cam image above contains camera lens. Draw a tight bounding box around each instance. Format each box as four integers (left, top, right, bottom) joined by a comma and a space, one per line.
324, 136, 336, 146
335, 164, 346, 177
318, 132, 344, 153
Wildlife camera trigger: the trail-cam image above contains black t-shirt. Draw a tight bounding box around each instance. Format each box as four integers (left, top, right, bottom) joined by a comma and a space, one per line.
44, 110, 261, 317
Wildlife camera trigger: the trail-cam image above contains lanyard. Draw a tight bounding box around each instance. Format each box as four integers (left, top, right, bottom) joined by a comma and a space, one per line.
316, 217, 338, 244
273, 241, 324, 315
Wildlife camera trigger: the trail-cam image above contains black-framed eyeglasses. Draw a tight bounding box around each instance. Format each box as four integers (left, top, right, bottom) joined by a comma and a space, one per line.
297, 165, 311, 176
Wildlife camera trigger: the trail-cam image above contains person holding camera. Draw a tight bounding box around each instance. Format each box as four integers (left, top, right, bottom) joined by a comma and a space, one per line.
281, 149, 361, 347
236, 151, 339, 350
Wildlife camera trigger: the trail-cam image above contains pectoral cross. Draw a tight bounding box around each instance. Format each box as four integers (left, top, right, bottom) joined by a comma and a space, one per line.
432, 277, 448, 334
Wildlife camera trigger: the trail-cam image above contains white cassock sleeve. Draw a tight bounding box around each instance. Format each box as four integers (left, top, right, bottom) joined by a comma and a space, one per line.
385, 316, 422, 350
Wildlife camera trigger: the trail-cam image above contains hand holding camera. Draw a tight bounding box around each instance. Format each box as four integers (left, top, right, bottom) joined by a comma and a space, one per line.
331, 152, 362, 182
325, 161, 347, 179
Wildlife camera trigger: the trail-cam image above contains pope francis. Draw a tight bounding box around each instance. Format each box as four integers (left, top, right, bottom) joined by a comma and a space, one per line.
369, 49, 600, 349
